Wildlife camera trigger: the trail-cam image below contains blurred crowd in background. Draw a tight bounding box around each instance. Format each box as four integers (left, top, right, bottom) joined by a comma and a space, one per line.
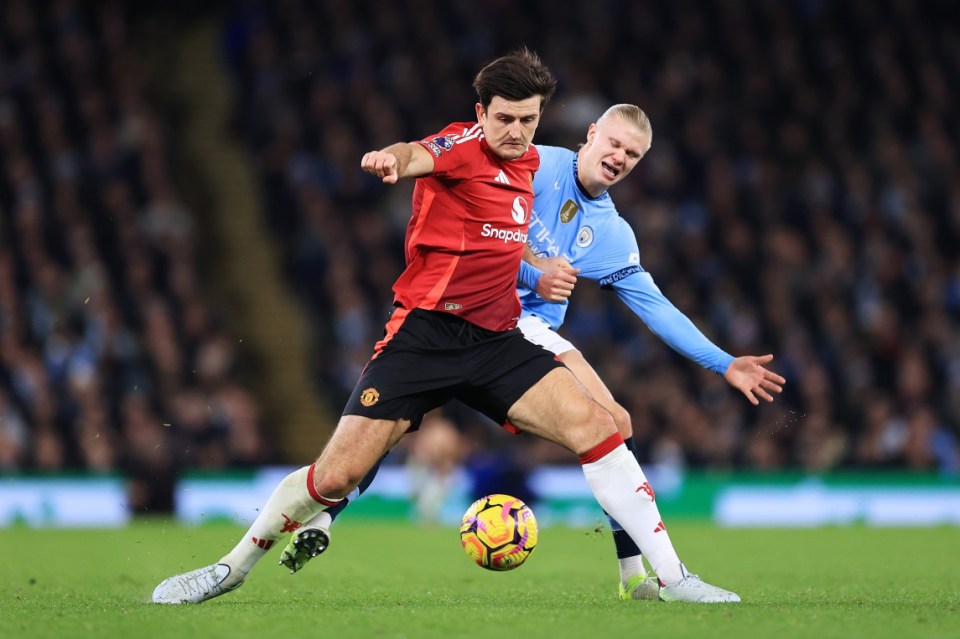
221, 0, 960, 479
0, 0, 271, 509
1, 0, 958, 507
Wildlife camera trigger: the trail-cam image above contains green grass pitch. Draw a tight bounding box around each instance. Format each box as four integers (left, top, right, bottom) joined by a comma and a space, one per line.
1, 520, 957, 639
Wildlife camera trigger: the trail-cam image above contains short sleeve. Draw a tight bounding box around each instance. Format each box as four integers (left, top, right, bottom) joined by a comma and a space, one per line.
416, 123, 479, 180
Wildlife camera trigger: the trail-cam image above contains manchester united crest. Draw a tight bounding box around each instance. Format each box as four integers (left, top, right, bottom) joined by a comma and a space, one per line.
360, 387, 380, 407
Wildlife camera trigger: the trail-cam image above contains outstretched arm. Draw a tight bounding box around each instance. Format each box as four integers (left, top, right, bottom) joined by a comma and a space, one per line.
361, 142, 435, 183
613, 271, 784, 403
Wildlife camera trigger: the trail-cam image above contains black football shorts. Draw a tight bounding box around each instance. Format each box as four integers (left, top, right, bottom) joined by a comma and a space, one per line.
342, 307, 565, 431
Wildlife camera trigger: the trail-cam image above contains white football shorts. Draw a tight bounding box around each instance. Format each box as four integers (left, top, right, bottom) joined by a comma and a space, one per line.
516, 315, 575, 356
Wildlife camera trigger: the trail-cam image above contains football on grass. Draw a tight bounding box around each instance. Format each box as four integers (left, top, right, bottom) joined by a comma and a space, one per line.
459, 493, 538, 570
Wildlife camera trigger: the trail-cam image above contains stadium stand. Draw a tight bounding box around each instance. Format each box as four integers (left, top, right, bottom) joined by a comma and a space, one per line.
0, 1, 271, 511
1, 1, 957, 506
219, 0, 960, 474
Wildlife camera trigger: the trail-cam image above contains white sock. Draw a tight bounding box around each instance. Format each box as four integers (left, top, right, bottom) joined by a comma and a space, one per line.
580, 435, 684, 585
305, 510, 333, 530
219, 465, 340, 581
619, 555, 647, 584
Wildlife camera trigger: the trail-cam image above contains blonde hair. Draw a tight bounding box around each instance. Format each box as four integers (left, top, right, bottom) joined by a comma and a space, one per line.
599, 104, 651, 135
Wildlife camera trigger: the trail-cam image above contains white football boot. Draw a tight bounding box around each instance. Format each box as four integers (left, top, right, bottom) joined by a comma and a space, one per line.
152, 562, 244, 604
658, 564, 741, 603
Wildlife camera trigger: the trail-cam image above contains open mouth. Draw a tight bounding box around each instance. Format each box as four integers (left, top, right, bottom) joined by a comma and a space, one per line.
601, 162, 621, 179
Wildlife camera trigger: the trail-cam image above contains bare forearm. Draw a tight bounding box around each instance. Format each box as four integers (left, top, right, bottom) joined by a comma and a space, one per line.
380, 142, 414, 177
379, 142, 434, 179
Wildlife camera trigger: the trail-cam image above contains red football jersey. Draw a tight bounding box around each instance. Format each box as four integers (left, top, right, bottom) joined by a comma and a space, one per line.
391, 122, 540, 332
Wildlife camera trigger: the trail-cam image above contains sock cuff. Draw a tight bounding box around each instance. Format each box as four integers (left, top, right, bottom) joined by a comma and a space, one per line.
306, 463, 343, 506
579, 432, 625, 464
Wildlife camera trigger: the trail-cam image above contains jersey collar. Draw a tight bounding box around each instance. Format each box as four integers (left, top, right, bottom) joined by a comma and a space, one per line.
572, 152, 610, 203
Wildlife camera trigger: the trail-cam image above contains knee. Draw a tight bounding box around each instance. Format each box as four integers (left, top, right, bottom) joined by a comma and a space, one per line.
611, 403, 632, 438
310, 464, 358, 500
593, 402, 618, 434
568, 400, 618, 451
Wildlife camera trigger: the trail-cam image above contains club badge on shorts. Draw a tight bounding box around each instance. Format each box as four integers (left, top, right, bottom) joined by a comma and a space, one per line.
360, 388, 380, 406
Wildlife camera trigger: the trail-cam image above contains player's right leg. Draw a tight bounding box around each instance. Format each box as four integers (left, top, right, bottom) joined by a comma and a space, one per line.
279, 453, 387, 573
280, 308, 459, 575
152, 415, 405, 604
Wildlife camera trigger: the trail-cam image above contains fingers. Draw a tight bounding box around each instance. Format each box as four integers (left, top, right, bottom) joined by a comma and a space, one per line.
360, 151, 398, 182
546, 282, 574, 301
755, 387, 775, 403
742, 376, 782, 404
539, 267, 578, 302
549, 285, 574, 300
765, 370, 787, 385
760, 379, 783, 394
742, 377, 781, 404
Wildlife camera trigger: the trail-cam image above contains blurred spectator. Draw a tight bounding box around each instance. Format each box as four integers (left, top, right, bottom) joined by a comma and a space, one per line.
220, 0, 960, 474
405, 412, 466, 524
0, 0, 271, 502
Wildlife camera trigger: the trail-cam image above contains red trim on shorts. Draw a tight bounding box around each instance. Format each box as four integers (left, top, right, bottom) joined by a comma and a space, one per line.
306, 463, 342, 506
373, 307, 411, 358
578, 432, 625, 464
502, 420, 520, 435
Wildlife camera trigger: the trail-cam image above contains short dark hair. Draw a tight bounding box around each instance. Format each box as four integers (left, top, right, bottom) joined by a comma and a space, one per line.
472, 48, 557, 111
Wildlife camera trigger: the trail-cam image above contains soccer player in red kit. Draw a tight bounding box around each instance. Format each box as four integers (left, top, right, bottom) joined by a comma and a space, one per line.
153, 49, 764, 605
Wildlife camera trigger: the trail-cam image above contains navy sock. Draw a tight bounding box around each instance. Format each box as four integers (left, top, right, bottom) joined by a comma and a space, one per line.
326, 453, 386, 522
610, 436, 642, 559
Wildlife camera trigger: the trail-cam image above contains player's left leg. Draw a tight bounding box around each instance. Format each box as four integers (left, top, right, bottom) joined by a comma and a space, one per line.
519, 315, 655, 600
556, 348, 657, 600
507, 367, 739, 603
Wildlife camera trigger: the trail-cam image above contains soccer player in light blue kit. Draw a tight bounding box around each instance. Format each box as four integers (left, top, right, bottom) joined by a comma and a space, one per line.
516, 104, 784, 600
272, 104, 784, 604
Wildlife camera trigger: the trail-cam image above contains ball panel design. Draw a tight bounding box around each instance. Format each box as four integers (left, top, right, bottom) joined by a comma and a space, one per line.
459, 493, 538, 571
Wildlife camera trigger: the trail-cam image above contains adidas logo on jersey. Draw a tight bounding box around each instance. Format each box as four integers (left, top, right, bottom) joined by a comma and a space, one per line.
494, 170, 510, 185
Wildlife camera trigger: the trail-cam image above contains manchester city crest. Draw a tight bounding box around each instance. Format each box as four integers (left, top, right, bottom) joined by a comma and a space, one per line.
576, 226, 594, 247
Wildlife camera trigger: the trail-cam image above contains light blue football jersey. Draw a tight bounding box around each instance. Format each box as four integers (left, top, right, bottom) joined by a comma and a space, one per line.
520, 145, 734, 374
